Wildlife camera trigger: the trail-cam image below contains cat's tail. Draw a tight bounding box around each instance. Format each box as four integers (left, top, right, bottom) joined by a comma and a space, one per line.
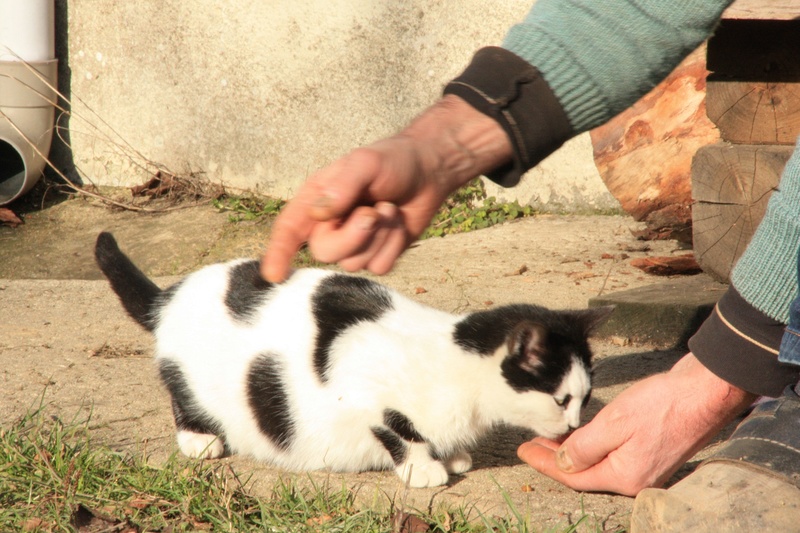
94, 231, 162, 332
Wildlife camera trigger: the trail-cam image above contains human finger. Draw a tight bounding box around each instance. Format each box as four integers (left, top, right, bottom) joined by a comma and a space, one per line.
518, 440, 638, 495
260, 149, 389, 282
365, 215, 409, 275
336, 202, 405, 274
527, 436, 561, 451
307, 206, 381, 264
261, 200, 316, 283
551, 408, 629, 474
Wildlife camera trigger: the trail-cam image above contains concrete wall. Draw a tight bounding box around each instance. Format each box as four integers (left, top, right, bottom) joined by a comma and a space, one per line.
56, 0, 618, 211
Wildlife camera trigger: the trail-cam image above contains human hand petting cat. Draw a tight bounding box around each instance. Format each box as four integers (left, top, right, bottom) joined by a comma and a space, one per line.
517, 352, 756, 496
260, 95, 512, 283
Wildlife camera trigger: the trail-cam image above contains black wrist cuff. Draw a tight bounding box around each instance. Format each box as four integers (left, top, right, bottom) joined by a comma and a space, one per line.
443, 46, 573, 187
689, 286, 799, 397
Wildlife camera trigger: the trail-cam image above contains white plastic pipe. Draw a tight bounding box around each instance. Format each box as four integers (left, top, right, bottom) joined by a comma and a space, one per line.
0, 0, 57, 205
0, 0, 55, 61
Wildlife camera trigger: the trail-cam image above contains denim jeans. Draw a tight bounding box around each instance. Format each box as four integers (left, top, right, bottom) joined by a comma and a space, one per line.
778, 246, 800, 367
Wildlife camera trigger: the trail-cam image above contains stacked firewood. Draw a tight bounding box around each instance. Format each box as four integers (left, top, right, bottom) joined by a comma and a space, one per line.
692, 0, 800, 282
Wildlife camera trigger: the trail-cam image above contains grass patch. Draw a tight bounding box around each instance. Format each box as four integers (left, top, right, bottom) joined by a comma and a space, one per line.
1, 404, 266, 531
212, 179, 535, 239
1, 402, 624, 532
212, 194, 286, 223
208, 180, 534, 271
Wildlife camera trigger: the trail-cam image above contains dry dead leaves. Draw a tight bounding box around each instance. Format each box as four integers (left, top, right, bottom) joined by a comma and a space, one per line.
0, 207, 23, 227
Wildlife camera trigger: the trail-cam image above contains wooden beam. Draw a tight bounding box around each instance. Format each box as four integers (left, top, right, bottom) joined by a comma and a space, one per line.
723, 0, 800, 20
707, 19, 800, 82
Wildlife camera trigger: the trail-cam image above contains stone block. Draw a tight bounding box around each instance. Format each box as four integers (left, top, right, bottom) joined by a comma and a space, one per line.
589, 275, 727, 348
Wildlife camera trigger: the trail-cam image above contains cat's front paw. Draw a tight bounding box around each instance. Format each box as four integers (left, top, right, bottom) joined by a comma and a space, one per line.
396, 460, 449, 488
177, 430, 224, 459
444, 450, 472, 475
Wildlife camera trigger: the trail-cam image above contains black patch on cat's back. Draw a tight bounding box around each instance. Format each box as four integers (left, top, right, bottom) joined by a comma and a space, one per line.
311, 274, 393, 382
158, 359, 222, 437
247, 353, 295, 450
225, 261, 275, 321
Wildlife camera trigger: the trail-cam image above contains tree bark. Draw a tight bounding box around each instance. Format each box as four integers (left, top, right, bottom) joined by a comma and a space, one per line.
590, 47, 719, 243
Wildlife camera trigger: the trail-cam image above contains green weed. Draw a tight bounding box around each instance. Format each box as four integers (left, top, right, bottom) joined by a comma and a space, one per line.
213, 179, 535, 238
422, 179, 535, 239
0, 404, 267, 531
0, 402, 623, 532
213, 194, 286, 223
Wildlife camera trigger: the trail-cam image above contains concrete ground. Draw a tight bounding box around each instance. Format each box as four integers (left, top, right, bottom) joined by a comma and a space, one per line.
0, 194, 731, 531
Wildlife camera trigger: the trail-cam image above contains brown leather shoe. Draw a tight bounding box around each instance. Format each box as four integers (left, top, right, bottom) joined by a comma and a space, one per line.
631, 386, 800, 532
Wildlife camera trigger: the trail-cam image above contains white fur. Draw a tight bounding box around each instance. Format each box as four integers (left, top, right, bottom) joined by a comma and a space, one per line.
557, 360, 592, 430
397, 443, 449, 488
153, 266, 592, 487
444, 450, 473, 474
177, 430, 225, 459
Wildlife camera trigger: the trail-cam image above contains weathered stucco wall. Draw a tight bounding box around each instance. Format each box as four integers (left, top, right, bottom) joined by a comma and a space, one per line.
57, 0, 617, 211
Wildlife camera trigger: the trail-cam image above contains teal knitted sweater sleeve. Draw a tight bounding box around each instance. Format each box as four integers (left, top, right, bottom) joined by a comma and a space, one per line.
730, 146, 800, 324
502, 0, 734, 133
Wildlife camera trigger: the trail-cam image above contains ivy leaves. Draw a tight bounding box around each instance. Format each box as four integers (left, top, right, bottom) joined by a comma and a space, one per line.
423, 179, 534, 238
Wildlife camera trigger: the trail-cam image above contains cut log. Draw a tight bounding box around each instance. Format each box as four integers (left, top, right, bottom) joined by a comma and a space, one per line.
691, 142, 793, 282
706, 81, 800, 144
590, 46, 719, 243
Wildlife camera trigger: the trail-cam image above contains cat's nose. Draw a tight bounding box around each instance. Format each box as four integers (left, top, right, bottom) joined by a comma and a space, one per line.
566, 416, 580, 431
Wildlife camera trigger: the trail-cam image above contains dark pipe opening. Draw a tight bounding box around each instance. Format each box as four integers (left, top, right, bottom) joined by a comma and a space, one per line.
0, 140, 26, 202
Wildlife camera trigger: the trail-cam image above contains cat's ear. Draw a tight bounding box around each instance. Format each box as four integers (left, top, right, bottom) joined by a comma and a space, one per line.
575, 306, 614, 336
506, 321, 548, 373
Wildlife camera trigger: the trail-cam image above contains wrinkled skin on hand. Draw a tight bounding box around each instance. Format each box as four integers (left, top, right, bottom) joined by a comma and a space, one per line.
262, 139, 445, 281
517, 353, 756, 496
260, 95, 512, 283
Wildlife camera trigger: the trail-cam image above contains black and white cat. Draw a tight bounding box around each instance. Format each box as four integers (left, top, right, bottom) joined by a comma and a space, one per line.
95, 232, 612, 488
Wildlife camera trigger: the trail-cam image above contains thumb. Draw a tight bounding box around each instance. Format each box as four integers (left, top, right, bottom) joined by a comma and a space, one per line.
554, 417, 622, 473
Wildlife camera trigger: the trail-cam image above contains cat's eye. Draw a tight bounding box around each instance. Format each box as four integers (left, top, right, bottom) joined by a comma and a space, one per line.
555, 394, 572, 408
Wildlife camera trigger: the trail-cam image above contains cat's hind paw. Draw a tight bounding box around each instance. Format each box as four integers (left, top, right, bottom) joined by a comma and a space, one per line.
177, 430, 224, 459
396, 460, 449, 488
444, 450, 472, 474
